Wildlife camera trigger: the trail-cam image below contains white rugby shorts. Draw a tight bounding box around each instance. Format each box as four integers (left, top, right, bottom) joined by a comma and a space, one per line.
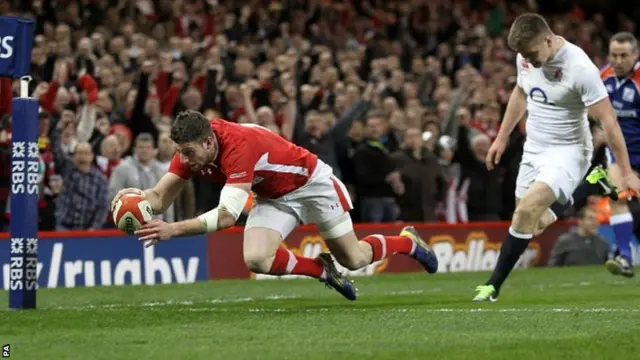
515, 145, 592, 204
244, 160, 354, 239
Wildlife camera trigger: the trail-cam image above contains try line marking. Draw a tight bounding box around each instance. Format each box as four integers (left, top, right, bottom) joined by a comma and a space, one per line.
4, 281, 634, 312
174, 308, 640, 313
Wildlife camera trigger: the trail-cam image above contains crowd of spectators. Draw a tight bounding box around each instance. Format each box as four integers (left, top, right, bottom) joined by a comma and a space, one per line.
0, 0, 639, 231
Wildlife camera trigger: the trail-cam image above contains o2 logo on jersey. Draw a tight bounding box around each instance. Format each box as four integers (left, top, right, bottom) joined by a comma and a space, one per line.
529, 87, 555, 105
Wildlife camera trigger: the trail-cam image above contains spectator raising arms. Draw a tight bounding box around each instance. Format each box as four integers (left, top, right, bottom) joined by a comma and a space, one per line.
52, 116, 109, 231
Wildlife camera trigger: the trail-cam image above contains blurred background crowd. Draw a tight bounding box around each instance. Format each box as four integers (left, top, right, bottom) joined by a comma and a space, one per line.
0, 0, 639, 231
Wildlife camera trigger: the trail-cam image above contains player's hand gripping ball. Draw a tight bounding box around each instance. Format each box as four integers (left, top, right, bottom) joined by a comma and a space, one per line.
112, 194, 154, 235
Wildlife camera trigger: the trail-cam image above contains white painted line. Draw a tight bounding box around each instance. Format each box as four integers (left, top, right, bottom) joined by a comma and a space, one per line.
6, 280, 634, 311
174, 308, 640, 313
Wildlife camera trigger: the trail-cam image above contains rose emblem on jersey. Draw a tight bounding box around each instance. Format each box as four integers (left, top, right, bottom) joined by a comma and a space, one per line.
553, 69, 562, 81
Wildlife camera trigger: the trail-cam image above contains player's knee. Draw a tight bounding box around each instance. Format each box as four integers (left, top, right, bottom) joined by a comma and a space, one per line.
332, 251, 369, 270
512, 205, 533, 223
243, 252, 274, 274
512, 205, 543, 232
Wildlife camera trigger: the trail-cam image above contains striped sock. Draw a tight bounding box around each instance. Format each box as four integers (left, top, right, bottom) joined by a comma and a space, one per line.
362, 234, 416, 263
269, 248, 326, 279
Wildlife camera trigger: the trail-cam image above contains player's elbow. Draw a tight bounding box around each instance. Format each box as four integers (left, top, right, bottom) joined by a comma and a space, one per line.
217, 207, 238, 229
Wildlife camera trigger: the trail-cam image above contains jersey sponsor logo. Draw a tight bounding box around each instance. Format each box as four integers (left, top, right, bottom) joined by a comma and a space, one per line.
606, 84, 614, 93
622, 87, 636, 103
229, 171, 247, 179
612, 100, 623, 109
528, 87, 554, 105
254, 152, 309, 176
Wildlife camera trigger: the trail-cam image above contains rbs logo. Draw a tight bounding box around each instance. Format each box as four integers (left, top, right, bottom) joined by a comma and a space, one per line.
0, 36, 14, 59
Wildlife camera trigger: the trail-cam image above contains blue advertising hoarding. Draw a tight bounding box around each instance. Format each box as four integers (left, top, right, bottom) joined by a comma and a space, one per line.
1, 234, 208, 289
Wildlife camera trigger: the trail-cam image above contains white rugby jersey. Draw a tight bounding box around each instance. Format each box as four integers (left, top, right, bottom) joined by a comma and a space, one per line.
516, 39, 608, 152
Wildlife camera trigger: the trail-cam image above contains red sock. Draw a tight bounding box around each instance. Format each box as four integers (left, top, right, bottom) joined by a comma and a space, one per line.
362, 234, 415, 262
269, 248, 325, 278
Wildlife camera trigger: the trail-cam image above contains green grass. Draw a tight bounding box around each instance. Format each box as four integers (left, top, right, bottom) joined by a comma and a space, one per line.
1, 266, 640, 360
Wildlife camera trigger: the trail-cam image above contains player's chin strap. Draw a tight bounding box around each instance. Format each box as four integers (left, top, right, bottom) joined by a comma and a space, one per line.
198, 186, 249, 233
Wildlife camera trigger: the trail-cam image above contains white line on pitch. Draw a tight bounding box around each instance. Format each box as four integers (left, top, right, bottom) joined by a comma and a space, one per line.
174, 308, 640, 313
11, 279, 632, 311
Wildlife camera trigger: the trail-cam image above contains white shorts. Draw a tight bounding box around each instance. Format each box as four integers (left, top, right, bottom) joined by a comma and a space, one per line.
245, 160, 354, 239
515, 146, 592, 204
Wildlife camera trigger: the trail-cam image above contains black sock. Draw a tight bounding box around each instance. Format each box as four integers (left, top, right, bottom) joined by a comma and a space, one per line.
550, 181, 601, 217
487, 229, 532, 291
627, 199, 640, 236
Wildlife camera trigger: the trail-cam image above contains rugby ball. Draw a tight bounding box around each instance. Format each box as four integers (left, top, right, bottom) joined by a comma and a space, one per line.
112, 194, 154, 235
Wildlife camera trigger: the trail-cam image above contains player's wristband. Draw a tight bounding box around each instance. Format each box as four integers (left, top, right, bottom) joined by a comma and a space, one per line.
198, 208, 220, 233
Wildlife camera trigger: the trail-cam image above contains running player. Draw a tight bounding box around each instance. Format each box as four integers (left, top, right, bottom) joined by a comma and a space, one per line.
473, 13, 640, 302
111, 110, 439, 301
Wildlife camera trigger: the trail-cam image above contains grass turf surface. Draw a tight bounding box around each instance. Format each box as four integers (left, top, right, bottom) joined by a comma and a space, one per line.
1, 266, 639, 360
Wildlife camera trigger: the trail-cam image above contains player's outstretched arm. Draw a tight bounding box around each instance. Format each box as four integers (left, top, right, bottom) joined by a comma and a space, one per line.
135, 183, 251, 246
110, 173, 187, 214
145, 173, 188, 213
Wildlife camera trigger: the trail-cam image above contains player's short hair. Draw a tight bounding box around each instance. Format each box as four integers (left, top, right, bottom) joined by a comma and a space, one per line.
171, 110, 213, 144
507, 13, 552, 52
610, 32, 638, 51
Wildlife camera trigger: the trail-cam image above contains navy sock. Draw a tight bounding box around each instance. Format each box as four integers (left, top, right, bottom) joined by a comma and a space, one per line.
627, 199, 640, 235
487, 228, 533, 291
550, 181, 601, 217
611, 212, 634, 261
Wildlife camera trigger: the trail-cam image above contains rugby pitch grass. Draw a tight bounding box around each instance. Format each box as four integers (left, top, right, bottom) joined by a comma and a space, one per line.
2, 266, 639, 359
